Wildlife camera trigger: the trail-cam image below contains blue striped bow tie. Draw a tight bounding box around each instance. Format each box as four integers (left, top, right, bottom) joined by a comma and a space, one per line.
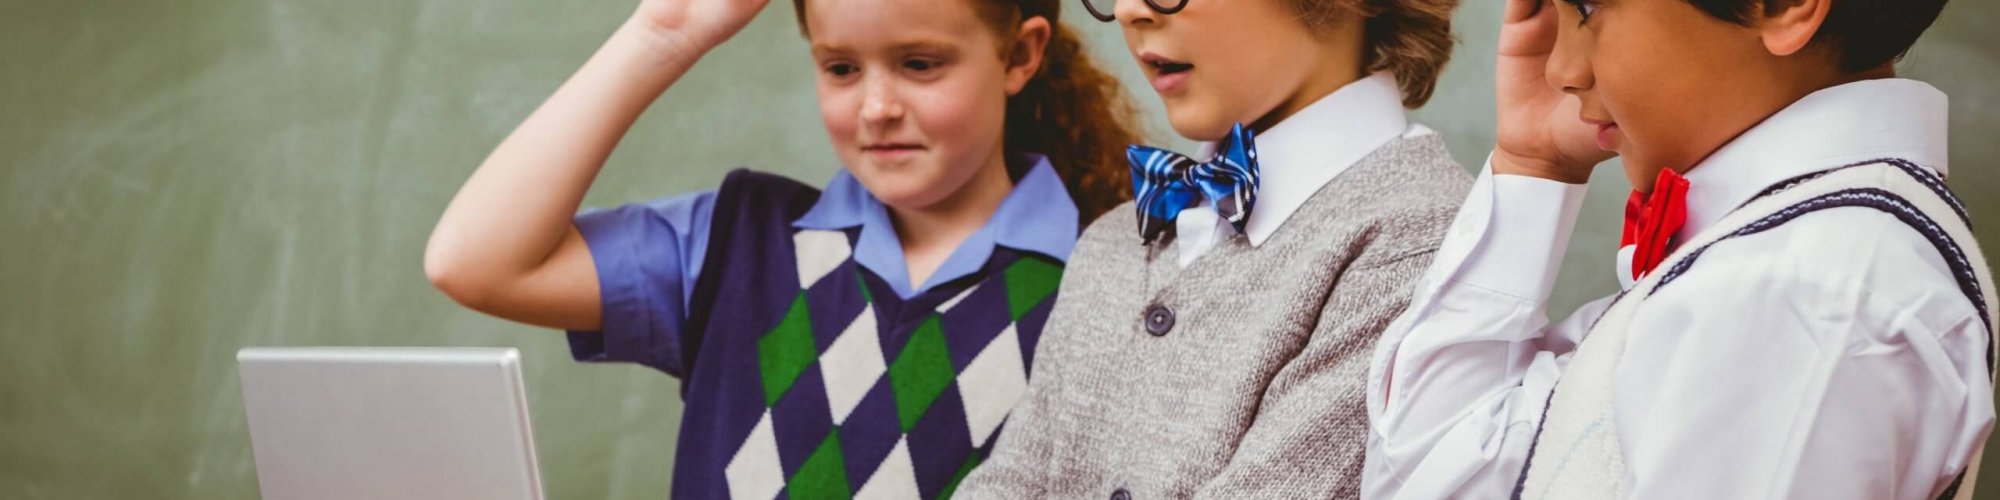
1128, 123, 1261, 245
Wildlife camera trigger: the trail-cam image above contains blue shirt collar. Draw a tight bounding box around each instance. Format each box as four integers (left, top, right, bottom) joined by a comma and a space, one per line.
793, 154, 1079, 299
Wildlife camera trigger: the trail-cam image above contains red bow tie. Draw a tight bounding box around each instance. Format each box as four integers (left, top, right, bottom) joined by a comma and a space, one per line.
1621, 168, 1691, 281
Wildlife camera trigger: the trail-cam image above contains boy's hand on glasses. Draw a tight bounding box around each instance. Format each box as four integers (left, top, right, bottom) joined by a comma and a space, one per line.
631, 0, 773, 56
1493, 0, 1614, 184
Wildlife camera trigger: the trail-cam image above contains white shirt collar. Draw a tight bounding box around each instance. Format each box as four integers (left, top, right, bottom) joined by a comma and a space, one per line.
1213, 71, 1410, 247
1676, 78, 1949, 242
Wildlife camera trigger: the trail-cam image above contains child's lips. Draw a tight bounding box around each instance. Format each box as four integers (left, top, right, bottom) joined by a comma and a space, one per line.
1595, 124, 1620, 151
1582, 117, 1619, 151
862, 144, 926, 159
1151, 70, 1191, 93
1139, 52, 1194, 94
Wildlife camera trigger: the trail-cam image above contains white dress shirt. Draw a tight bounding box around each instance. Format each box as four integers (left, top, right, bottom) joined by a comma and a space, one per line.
1172, 71, 1422, 266
1364, 78, 1994, 499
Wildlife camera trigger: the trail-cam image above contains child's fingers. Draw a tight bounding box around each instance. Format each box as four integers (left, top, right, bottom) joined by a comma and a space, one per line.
1502, 0, 1547, 24
1550, 95, 1613, 165
1498, 0, 1558, 57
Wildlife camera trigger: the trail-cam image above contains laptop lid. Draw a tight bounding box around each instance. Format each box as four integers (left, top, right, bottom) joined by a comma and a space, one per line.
237, 347, 545, 500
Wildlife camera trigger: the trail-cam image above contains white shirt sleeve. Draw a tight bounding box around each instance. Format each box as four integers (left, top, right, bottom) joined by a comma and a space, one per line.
1363, 162, 1592, 500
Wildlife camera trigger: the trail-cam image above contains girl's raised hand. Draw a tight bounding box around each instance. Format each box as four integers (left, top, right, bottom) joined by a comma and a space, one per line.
631, 0, 774, 54
425, 0, 775, 331
1492, 0, 1613, 184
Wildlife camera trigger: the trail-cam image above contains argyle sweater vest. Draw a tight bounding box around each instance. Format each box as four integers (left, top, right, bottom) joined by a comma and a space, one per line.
1515, 160, 1999, 500
673, 170, 1064, 500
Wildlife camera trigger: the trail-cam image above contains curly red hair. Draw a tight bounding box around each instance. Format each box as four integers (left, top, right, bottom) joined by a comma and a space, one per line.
791, 0, 1146, 222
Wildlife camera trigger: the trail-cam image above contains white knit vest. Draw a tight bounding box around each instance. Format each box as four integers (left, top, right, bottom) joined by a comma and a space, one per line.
1516, 160, 1998, 500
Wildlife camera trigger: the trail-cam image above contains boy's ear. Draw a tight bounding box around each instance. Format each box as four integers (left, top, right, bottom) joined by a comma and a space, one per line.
1757, 0, 1832, 57
1005, 16, 1053, 96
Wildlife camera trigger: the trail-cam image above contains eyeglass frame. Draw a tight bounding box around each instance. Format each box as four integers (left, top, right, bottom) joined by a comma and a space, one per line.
1081, 0, 1189, 22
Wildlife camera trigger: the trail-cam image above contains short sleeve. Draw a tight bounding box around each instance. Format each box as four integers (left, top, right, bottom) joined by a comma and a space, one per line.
564, 190, 717, 377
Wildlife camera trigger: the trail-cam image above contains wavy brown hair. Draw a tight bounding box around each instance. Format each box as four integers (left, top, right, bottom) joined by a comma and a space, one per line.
1287, 0, 1459, 108
790, 0, 1145, 222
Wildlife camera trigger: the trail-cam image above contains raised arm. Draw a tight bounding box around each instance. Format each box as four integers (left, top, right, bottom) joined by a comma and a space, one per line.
1363, 1, 1616, 497
422, 0, 768, 330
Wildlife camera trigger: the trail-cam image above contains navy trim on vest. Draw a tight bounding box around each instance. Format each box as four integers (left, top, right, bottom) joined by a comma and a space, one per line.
1939, 467, 1969, 500
1652, 187, 1991, 339
1514, 160, 1991, 500
1660, 159, 1987, 337
1654, 182, 1988, 500
1512, 389, 1561, 500
1747, 158, 1971, 229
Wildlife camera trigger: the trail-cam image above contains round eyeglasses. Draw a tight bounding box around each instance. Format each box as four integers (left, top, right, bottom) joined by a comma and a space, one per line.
1081, 0, 1189, 22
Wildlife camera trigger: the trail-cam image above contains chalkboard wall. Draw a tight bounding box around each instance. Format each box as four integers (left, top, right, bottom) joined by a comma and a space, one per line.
5, 1, 1997, 498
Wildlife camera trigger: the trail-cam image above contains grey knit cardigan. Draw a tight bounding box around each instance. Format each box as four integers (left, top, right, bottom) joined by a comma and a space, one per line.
954, 132, 1472, 499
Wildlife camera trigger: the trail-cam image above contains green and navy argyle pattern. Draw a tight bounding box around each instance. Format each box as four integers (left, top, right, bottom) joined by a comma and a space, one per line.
722, 229, 1063, 500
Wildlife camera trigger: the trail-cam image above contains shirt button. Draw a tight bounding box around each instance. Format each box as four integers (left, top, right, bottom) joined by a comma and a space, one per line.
1143, 304, 1175, 337
1110, 488, 1132, 500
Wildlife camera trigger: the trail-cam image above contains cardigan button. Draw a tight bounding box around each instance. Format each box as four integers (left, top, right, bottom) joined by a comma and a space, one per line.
1143, 304, 1175, 337
1110, 487, 1133, 500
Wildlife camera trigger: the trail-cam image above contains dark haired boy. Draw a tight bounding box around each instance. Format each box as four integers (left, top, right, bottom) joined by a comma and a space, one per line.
1365, 0, 1996, 498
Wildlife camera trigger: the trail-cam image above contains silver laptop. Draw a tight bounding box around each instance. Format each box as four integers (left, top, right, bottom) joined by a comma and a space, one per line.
237, 347, 546, 500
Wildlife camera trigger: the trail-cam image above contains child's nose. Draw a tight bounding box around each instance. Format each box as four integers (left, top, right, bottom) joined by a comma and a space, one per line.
860, 79, 905, 123
1547, 33, 1594, 94
1114, 0, 1158, 26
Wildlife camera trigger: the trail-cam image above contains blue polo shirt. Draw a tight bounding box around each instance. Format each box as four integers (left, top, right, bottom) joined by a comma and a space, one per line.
565, 156, 1078, 499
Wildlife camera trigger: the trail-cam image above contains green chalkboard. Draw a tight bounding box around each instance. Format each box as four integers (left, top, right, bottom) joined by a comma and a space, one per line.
4, 0, 1998, 498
